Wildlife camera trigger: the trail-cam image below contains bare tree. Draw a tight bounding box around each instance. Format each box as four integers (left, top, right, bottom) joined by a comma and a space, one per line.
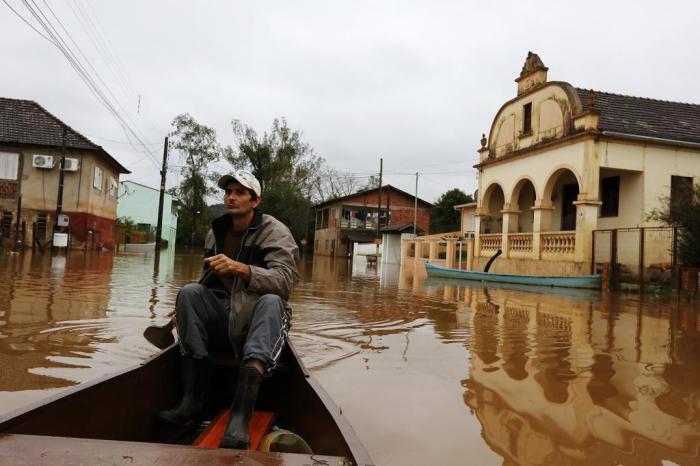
312, 168, 360, 203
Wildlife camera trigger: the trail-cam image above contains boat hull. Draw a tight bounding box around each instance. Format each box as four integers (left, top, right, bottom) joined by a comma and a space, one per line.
425, 262, 602, 289
0, 342, 373, 466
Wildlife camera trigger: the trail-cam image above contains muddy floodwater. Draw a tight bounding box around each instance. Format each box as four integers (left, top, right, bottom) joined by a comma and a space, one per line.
1, 249, 700, 465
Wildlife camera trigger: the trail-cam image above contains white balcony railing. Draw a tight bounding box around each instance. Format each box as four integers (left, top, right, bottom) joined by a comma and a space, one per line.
480, 234, 502, 252
541, 232, 575, 255
340, 218, 378, 230
508, 233, 533, 254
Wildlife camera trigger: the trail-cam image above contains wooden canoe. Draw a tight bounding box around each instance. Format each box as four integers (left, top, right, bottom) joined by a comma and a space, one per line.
0, 341, 374, 466
425, 261, 602, 289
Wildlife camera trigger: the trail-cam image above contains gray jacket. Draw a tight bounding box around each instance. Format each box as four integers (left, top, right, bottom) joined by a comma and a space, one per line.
203, 209, 299, 353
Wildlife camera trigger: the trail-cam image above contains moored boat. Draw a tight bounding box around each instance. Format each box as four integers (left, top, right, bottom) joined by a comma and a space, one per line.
0, 341, 373, 466
425, 261, 602, 289
424, 276, 601, 301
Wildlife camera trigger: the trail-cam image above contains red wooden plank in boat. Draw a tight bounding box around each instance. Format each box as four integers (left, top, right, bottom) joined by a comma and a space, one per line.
194, 410, 276, 450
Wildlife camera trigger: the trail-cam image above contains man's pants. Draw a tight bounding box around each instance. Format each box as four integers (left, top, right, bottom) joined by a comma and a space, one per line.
175, 283, 289, 373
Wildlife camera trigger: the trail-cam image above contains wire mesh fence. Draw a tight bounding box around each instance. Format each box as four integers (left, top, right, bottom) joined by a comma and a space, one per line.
593, 227, 676, 289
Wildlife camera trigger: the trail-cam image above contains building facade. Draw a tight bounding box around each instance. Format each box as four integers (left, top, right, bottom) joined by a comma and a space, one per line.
117, 181, 178, 247
313, 185, 431, 257
473, 53, 700, 276
0, 97, 130, 250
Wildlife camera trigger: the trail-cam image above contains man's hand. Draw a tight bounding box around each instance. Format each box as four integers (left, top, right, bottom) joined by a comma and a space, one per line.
205, 254, 252, 282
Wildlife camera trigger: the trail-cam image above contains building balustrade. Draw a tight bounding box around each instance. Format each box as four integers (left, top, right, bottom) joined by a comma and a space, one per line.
541, 232, 576, 255
508, 233, 533, 254
480, 233, 502, 252
339, 218, 378, 230
477, 231, 576, 259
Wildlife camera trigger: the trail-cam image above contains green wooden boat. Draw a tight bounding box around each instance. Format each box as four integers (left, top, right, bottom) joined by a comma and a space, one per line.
425, 261, 602, 289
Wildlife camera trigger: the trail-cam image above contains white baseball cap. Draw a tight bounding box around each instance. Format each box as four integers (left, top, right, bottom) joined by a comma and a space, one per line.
217, 169, 261, 197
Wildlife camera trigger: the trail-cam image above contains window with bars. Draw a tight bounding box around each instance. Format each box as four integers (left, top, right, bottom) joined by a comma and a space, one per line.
35, 213, 48, 241
1, 211, 12, 238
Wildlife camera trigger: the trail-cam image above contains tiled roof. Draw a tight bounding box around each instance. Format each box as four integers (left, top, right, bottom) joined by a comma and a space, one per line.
313, 184, 433, 209
576, 89, 700, 145
379, 223, 424, 234
0, 97, 130, 173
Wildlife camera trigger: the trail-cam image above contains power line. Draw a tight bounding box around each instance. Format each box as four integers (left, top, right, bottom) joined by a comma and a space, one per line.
69, 0, 134, 101
2, 0, 54, 43
7, 0, 161, 169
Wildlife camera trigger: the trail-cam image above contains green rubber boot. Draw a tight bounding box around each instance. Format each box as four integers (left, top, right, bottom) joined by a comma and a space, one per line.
158, 356, 209, 426
219, 365, 262, 449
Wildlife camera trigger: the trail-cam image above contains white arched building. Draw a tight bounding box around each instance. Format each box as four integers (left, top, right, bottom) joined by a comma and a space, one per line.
473, 53, 700, 276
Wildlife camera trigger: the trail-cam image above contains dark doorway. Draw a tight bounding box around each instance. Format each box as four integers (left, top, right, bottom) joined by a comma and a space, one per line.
561, 183, 579, 231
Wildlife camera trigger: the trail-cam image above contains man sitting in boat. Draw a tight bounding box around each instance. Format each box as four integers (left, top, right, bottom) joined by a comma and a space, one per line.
158, 169, 300, 450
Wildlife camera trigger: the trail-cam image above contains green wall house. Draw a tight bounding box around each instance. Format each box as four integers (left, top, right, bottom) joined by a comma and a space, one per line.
117, 181, 177, 248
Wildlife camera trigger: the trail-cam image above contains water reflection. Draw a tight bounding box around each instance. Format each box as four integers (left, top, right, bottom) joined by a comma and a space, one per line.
0, 252, 116, 391
1, 251, 699, 465
455, 286, 700, 465
0, 249, 196, 395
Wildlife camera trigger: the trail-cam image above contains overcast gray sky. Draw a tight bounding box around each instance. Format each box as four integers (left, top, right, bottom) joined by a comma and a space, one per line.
2, 0, 698, 203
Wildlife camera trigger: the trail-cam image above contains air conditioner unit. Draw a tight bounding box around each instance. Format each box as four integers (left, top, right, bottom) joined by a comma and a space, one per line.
32, 154, 55, 169
62, 158, 79, 171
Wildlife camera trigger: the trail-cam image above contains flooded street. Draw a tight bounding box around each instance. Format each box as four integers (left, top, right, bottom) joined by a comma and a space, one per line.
1, 249, 700, 465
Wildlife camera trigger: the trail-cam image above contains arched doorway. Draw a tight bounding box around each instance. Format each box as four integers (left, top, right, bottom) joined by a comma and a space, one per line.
511, 179, 536, 233
543, 169, 580, 231
481, 183, 505, 234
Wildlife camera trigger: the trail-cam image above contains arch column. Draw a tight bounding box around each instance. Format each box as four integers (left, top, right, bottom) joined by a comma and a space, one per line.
445, 240, 457, 268
500, 203, 520, 258
573, 199, 601, 264
532, 200, 554, 259
473, 208, 486, 258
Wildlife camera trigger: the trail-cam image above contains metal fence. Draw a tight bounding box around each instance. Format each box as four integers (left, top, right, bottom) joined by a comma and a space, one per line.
593, 226, 677, 289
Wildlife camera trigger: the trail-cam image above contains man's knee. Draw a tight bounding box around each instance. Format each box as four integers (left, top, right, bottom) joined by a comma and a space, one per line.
176, 283, 209, 319
179, 283, 207, 300
256, 294, 284, 310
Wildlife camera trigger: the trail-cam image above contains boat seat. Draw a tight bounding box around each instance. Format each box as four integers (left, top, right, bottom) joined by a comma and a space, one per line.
193, 409, 277, 450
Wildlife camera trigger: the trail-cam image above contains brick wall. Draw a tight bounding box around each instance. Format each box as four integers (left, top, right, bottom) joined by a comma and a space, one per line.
320, 187, 432, 233
0, 180, 17, 199
391, 208, 430, 233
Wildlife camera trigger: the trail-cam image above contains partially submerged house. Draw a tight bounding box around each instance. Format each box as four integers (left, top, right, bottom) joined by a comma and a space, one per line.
117, 180, 178, 249
472, 53, 700, 276
0, 97, 130, 249
312, 185, 432, 257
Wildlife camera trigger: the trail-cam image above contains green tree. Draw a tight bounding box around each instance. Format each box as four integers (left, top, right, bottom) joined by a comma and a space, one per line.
169, 113, 222, 247
430, 189, 473, 234
648, 182, 700, 266
224, 118, 322, 241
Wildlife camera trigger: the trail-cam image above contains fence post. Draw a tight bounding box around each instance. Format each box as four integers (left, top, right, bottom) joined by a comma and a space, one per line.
591, 231, 596, 274
610, 229, 618, 291
638, 228, 645, 293
672, 226, 679, 290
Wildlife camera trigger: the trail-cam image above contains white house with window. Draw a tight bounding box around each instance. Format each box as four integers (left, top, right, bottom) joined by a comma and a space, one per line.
472, 53, 700, 276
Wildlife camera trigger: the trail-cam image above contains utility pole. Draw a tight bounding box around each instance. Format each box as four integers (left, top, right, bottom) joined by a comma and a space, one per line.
53, 127, 68, 247
13, 154, 24, 252
155, 136, 168, 251
376, 158, 383, 255
190, 152, 197, 249
413, 172, 419, 236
